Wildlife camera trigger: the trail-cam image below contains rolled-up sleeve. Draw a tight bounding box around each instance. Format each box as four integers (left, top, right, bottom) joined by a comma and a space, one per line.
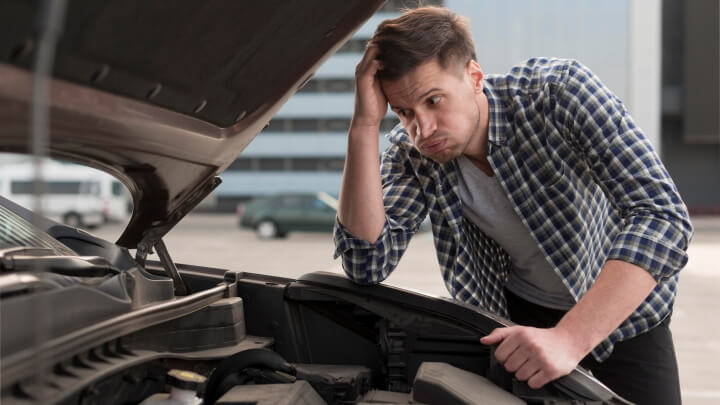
557, 60, 693, 281
333, 140, 429, 285
333, 218, 394, 284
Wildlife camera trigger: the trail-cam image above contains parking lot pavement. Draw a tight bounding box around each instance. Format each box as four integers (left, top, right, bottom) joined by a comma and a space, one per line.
93, 214, 720, 404
671, 216, 720, 404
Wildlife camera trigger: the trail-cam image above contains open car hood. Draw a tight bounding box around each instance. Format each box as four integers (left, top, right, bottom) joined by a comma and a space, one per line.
0, 0, 382, 249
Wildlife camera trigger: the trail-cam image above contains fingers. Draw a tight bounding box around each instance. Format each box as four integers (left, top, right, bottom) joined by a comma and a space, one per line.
514, 358, 541, 381
355, 44, 382, 78
479, 327, 510, 345
355, 56, 380, 78
482, 326, 526, 364
503, 345, 530, 372
509, 360, 554, 389
480, 326, 573, 390
363, 42, 380, 61
494, 334, 524, 366
527, 370, 554, 389
496, 341, 548, 387
352, 43, 388, 127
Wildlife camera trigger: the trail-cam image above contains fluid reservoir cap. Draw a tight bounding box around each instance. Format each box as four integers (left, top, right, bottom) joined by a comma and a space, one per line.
167, 369, 207, 391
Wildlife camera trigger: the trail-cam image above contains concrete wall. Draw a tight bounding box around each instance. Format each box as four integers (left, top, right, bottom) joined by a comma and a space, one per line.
660, 0, 720, 213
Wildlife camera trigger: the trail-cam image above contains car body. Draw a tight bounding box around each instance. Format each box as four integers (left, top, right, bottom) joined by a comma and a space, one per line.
238, 192, 337, 238
0, 1, 630, 404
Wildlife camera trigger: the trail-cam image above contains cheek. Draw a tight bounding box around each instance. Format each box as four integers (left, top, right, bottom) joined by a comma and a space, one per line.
436, 110, 461, 132
401, 118, 419, 142
440, 107, 475, 140
457, 104, 479, 128
406, 127, 418, 145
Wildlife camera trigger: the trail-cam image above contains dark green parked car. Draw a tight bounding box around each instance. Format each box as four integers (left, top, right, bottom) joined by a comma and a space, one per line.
238, 192, 338, 239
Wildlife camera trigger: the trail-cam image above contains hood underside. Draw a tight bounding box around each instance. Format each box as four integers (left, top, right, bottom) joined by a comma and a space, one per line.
0, 0, 383, 248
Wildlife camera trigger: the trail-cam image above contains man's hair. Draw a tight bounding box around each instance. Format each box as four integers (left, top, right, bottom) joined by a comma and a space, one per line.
370, 7, 476, 80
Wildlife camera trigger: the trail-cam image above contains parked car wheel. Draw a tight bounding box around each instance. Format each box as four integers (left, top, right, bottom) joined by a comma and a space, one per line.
63, 212, 83, 228
256, 220, 278, 239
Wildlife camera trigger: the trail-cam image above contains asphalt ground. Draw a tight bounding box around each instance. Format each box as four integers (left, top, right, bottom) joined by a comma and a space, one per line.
93, 215, 720, 404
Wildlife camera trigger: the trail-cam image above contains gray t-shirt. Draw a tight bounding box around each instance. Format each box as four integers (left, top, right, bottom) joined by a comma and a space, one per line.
456, 155, 575, 310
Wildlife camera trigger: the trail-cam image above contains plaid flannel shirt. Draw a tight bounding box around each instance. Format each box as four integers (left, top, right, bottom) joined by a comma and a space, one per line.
333, 57, 693, 361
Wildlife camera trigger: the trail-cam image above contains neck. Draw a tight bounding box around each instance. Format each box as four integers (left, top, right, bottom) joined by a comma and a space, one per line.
466, 155, 494, 176
464, 90, 491, 172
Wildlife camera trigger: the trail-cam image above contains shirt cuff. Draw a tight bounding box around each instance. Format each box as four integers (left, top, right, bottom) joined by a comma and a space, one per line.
333, 216, 377, 257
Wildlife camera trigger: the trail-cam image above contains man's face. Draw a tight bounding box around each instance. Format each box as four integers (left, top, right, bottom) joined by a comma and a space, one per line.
380, 59, 484, 163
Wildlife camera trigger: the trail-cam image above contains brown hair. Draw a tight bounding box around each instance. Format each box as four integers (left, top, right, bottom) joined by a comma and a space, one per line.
370, 7, 476, 80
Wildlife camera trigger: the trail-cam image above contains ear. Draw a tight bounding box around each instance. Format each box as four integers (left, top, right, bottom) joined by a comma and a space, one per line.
466, 60, 484, 93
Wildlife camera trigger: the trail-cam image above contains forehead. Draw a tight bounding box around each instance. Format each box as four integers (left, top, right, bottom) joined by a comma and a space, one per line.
381, 60, 463, 106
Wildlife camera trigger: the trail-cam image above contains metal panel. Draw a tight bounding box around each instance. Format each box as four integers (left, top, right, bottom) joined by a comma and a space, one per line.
683, 0, 720, 144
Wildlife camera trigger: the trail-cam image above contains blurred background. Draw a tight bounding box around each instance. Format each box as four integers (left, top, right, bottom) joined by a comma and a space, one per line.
1, 1, 718, 403
191, 0, 720, 216
2, 0, 718, 218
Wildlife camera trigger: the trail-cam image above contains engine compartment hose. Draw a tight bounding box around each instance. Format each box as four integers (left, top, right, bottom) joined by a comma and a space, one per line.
203, 348, 296, 404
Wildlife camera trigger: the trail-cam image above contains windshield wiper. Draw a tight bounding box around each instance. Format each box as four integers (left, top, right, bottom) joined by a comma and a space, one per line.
0, 246, 56, 258
0, 252, 120, 278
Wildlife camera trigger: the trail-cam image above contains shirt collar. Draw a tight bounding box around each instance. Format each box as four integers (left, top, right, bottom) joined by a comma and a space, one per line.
483, 80, 509, 146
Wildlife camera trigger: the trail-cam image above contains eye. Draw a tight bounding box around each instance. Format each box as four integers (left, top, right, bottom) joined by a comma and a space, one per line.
428, 95, 441, 105
394, 108, 411, 118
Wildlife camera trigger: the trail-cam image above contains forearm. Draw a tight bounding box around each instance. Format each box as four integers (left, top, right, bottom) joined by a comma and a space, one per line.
337, 122, 386, 243
555, 259, 657, 357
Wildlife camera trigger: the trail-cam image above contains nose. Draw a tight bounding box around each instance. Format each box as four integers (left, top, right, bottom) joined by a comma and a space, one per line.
413, 110, 436, 140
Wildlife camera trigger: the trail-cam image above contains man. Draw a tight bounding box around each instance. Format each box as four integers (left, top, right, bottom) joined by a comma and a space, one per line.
333, 6, 692, 405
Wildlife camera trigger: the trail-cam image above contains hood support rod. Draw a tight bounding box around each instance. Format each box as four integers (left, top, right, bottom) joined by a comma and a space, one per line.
154, 239, 189, 296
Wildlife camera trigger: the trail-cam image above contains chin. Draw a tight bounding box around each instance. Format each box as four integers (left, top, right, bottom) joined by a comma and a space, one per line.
425, 151, 456, 164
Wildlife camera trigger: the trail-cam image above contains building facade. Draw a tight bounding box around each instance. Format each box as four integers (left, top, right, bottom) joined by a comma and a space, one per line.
215, 0, 719, 215
3, 1, 715, 214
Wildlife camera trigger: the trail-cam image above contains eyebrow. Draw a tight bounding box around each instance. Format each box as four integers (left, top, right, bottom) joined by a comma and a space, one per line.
390, 87, 442, 110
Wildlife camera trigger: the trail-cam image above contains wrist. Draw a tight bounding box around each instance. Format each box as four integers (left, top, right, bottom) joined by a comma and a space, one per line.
348, 122, 382, 148
350, 116, 382, 131
552, 323, 594, 362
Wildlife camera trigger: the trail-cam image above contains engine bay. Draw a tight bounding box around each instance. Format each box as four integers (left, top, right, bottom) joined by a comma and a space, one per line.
0, 203, 623, 404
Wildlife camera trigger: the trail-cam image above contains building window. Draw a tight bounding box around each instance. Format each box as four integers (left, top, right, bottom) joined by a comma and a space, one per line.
229, 157, 346, 172
298, 79, 355, 93
338, 39, 368, 53
229, 159, 253, 170
292, 159, 319, 171
262, 117, 399, 133
317, 158, 345, 171
11, 181, 85, 194
290, 119, 319, 132
323, 119, 349, 132
265, 120, 290, 132
298, 80, 320, 92
258, 158, 288, 171
379, 0, 444, 13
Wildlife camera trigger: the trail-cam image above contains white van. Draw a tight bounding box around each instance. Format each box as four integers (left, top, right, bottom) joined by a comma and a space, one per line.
0, 162, 106, 228
90, 171, 132, 223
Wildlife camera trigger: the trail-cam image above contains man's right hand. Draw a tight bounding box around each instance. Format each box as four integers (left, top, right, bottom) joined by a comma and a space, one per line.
351, 44, 388, 130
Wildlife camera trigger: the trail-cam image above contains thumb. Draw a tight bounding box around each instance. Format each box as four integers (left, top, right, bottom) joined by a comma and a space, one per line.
480, 327, 509, 345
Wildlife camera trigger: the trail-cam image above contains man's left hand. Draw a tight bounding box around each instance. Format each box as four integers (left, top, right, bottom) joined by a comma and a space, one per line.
480, 326, 585, 389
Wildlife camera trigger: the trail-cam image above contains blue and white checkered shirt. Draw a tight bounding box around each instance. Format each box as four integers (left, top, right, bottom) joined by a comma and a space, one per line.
333, 57, 693, 361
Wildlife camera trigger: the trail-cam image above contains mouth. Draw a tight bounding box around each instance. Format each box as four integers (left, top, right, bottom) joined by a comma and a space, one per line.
420, 138, 446, 154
